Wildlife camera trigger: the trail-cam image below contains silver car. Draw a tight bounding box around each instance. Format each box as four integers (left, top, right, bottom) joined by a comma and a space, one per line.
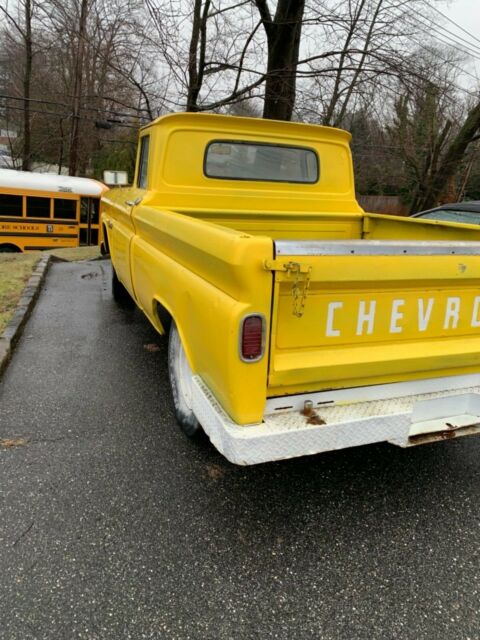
412, 201, 480, 225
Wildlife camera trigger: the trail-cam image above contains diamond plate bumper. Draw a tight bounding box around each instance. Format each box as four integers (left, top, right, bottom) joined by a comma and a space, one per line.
191, 376, 480, 465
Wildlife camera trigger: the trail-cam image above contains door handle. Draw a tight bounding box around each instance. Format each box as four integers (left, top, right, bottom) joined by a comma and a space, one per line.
107, 220, 113, 229
125, 197, 142, 207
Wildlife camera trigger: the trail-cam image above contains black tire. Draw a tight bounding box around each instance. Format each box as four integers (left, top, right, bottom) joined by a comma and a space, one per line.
0, 244, 20, 253
168, 321, 202, 437
112, 267, 135, 308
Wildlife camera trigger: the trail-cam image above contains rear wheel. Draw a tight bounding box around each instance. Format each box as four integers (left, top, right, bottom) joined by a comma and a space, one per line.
0, 244, 20, 253
112, 267, 135, 308
168, 321, 202, 437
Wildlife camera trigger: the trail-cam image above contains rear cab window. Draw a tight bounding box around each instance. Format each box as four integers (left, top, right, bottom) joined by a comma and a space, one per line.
204, 141, 319, 184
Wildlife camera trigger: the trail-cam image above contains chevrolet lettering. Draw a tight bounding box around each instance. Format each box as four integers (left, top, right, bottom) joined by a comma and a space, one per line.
322, 295, 480, 338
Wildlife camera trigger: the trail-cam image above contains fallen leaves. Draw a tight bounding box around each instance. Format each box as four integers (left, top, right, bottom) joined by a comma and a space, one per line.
143, 343, 161, 353
0, 437, 29, 448
206, 464, 225, 480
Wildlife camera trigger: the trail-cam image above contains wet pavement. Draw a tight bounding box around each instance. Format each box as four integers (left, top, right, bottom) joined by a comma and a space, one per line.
1, 260, 480, 640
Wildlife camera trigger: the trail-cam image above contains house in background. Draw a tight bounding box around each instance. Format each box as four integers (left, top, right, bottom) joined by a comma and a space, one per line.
0, 126, 17, 168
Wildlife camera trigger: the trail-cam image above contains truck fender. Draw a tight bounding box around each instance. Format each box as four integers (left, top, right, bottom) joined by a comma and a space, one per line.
152, 298, 197, 372
153, 298, 172, 335
100, 223, 110, 256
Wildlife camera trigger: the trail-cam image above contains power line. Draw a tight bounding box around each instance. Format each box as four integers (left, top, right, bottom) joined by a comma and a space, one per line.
0, 103, 139, 130
413, 8, 480, 59
420, 0, 480, 48
412, 24, 480, 63
0, 93, 147, 123
383, 9, 480, 94
408, 36, 480, 90
387, 8, 480, 64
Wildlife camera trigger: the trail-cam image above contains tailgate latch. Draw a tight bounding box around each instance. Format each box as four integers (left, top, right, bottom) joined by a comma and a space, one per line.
264, 259, 312, 318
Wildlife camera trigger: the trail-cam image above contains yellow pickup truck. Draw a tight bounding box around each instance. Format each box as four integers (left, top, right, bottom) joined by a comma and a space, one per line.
102, 112, 480, 465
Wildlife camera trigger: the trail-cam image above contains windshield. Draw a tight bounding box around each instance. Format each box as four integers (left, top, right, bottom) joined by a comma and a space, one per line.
416, 209, 480, 225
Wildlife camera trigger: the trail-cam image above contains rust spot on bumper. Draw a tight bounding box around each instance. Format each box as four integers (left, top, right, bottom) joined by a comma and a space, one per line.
301, 402, 326, 426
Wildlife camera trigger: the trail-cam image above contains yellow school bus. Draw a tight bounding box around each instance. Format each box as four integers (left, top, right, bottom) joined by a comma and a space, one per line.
0, 168, 108, 252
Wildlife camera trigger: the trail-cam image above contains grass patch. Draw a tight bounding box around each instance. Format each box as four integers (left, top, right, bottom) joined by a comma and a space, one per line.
0, 253, 40, 334
0, 246, 101, 334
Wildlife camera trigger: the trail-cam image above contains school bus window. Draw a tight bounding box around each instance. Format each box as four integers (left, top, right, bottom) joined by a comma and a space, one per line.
90, 198, 99, 224
26, 196, 50, 218
80, 197, 100, 224
0, 194, 22, 217
80, 198, 89, 223
54, 198, 77, 220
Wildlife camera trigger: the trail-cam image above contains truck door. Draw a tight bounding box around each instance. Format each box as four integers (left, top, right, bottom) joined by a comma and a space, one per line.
105, 135, 149, 296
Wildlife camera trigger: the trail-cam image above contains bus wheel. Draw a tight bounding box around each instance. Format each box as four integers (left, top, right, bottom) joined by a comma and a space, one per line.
112, 267, 135, 308
168, 321, 202, 438
0, 244, 20, 253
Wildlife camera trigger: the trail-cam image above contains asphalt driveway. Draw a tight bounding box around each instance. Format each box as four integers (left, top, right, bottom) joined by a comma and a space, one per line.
0, 260, 479, 640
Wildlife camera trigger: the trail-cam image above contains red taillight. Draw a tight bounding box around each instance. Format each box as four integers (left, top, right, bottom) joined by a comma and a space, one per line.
240, 315, 264, 361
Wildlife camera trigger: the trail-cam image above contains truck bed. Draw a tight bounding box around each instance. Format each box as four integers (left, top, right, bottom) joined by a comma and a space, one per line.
173, 207, 480, 242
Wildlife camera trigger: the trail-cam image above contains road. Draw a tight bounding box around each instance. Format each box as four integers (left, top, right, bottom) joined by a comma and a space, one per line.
0, 260, 479, 640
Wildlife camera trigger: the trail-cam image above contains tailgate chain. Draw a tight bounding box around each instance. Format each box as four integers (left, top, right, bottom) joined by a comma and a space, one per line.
291, 262, 312, 318
264, 259, 312, 318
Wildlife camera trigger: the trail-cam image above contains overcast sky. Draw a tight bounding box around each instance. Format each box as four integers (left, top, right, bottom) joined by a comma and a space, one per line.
444, 0, 479, 23
440, 0, 480, 86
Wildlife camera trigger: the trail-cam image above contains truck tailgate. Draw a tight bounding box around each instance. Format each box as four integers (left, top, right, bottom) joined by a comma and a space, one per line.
268, 240, 480, 395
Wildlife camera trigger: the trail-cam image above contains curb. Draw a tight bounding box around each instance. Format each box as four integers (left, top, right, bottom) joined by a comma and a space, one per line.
0, 254, 52, 377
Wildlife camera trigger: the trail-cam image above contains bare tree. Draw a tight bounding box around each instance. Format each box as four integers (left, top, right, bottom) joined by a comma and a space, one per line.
68, 0, 91, 175
0, 0, 35, 170
321, 0, 387, 127
1, 0, 479, 209
35, 0, 153, 174
388, 77, 455, 212
417, 100, 480, 210
146, 0, 265, 113
253, 0, 305, 120
186, 0, 210, 111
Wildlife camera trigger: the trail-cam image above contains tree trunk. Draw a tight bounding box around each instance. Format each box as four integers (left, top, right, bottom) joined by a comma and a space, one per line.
57, 118, 64, 174
255, 0, 305, 121
22, 0, 32, 171
186, 0, 211, 112
69, 0, 89, 176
